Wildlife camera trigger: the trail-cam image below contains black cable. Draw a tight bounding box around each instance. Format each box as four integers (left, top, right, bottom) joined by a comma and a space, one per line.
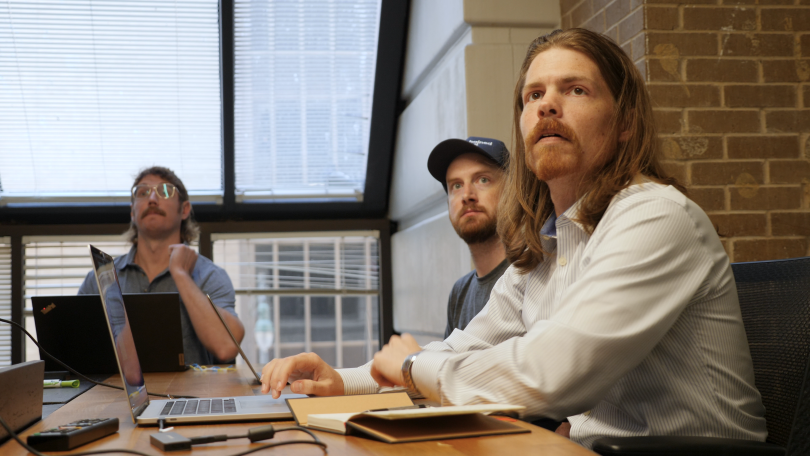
0, 317, 195, 399
1, 413, 327, 456
276, 426, 322, 443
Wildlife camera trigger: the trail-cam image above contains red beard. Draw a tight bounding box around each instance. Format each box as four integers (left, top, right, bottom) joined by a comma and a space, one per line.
524, 118, 582, 181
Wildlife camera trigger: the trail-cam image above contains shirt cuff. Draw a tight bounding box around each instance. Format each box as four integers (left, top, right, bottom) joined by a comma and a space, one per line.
336, 368, 380, 395
411, 350, 453, 403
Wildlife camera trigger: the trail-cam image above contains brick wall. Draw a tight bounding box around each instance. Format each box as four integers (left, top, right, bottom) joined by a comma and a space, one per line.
562, 0, 810, 262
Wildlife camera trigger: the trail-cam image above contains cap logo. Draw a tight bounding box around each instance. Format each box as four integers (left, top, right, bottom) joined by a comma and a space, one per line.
469, 140, 493, 146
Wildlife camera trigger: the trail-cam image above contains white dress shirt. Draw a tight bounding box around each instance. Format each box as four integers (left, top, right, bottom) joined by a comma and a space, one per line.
339, 182, 767, 448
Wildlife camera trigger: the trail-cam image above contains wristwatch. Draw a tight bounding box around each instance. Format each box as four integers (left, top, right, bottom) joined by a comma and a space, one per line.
401, 351, 422, 395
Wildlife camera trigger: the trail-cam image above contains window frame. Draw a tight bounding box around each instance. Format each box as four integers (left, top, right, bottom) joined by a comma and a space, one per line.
0, 0, 408, 224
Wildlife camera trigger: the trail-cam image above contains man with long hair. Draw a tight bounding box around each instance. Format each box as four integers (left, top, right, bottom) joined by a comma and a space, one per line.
259, 29, 767, 448
79, 166, 244, 365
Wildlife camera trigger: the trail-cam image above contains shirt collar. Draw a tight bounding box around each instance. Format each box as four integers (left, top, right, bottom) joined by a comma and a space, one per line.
540, 196, 588, 239
120, 245, 138, 270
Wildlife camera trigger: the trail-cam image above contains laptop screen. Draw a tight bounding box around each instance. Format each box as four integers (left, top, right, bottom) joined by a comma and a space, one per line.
89, 244, 149, 421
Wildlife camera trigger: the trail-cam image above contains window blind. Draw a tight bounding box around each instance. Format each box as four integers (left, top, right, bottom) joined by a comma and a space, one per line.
233, 0, 381, 201
0, 0, 223, 203
0, 237, 11, 366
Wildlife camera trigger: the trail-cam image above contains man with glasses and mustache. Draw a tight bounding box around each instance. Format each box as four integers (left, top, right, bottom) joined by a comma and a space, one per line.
427, 137, 510, 339
79, 166, 245, 365
260, 29, 767, 449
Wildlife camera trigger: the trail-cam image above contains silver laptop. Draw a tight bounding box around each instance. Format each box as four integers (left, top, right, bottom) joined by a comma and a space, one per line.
89, 244, 304, 425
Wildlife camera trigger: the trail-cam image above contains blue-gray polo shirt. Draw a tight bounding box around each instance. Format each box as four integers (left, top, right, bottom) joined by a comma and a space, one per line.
79, 245, 238, 366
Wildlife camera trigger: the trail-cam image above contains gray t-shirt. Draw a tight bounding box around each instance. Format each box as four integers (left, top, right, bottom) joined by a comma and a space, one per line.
78, 245, 238, 366
444, 259, 510, 339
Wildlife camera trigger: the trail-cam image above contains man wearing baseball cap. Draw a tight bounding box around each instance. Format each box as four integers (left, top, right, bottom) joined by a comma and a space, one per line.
427, 136, 511, 338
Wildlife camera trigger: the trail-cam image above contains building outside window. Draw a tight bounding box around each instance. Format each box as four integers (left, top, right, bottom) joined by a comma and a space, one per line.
213, 232, 380, 368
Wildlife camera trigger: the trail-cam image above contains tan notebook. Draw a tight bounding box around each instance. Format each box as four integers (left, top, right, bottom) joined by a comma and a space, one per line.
286, 394, 529, 443
285, 392, 415, 427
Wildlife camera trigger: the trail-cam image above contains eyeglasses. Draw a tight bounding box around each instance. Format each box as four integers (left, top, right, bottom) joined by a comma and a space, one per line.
131, 183, 178, 199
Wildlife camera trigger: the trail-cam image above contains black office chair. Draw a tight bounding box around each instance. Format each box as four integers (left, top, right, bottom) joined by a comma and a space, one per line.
592, 256, 810, 456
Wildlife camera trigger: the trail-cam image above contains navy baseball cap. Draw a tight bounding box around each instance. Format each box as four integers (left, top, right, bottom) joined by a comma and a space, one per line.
427, 136, 509, 192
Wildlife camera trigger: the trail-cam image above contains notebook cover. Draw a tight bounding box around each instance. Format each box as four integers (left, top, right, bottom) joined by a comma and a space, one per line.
345, 413, 530, 443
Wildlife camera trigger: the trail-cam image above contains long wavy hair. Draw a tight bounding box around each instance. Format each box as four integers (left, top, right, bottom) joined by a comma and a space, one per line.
498, 28, 684, 273
126, 166, 199, 245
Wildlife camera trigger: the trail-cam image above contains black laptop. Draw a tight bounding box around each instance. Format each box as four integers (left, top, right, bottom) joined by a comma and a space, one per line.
32, 293, 187, 373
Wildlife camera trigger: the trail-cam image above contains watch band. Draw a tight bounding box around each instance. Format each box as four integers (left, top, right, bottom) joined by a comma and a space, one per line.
401, 351, 422, 395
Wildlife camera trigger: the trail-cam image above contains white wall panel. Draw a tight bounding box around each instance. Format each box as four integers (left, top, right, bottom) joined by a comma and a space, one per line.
392, 212, 470, 340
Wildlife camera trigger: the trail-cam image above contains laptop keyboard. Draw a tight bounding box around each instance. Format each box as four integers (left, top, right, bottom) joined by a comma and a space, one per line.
159, 399, 237, 416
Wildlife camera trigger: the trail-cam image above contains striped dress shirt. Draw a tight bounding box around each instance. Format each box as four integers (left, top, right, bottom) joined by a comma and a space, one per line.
339, 182, 768, 448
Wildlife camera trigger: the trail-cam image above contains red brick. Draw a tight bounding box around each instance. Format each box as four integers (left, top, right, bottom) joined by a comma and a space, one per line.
655, 109, 683, 133
805, 85, 810, 108
684, 6, 756, 31
692, 161, 764, 185
689, 187, 726, 211
725, 0, 792, 5
661, 136, 723, 159
763, 60, 810, 83
770, 159, 810, 183
734, 238, 808, 261
572, 0, 595, 27
647, 32, 718, 56
761, 9, 810, 32
619, 7, 644, 42
771, 211, 810, 236
722, 33, 794, 57
686, 59, 758, 83
688, 110, 761, 133
647, 58, 683, 81
727, 135, 800, 159
709, 213, 767, 237
725, 85, 797, 108
731, 186, 803, 210
649, 84, 721, 107
766, 110, 810, 133
645, 6, 679, 31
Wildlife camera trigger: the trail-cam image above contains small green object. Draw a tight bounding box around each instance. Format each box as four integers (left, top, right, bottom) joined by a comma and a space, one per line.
61, 379, 80, 388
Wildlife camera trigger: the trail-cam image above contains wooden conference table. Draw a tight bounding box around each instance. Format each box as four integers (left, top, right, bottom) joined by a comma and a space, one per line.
2, 367, 597, 456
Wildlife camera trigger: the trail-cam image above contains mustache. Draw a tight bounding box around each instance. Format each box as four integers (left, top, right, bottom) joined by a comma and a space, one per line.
141, 207, 166, 219
525, 118, 578, 147
459, 204, 487, 216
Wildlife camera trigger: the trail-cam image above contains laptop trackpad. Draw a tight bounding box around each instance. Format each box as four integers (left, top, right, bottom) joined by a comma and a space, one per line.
238, 397, 292, 412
